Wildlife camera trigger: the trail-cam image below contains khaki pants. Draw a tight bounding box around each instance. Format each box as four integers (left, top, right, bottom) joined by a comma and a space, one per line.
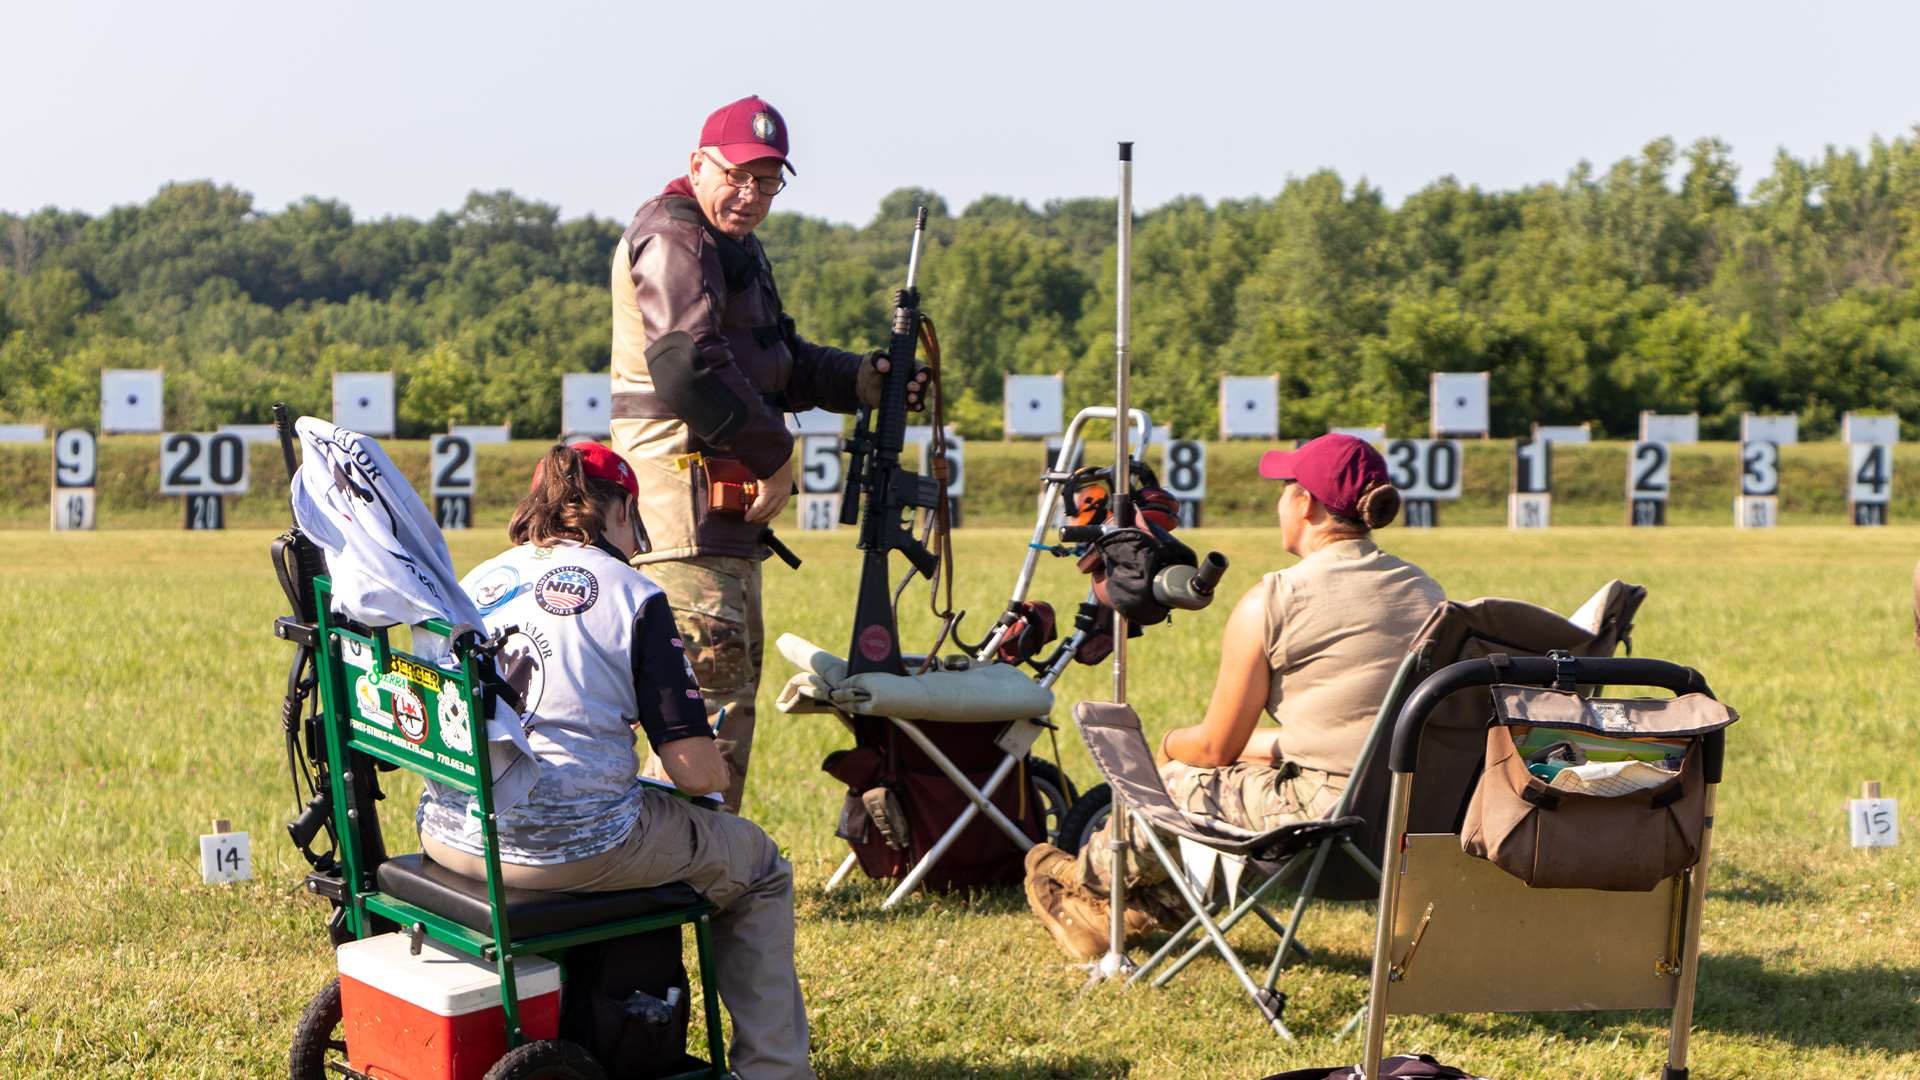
422, 788, 812, 1080
1076, 759, 1345, 898
640, 556, 763, 813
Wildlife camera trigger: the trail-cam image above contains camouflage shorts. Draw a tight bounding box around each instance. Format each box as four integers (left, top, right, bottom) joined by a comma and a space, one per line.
637, 555, 762, 812
1077, 759, 1345, 895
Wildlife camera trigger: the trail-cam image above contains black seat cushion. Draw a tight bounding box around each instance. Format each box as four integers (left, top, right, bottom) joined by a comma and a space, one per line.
376, 854, 708, 940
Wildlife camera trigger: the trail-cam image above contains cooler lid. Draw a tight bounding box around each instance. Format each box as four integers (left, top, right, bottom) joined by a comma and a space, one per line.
337, 933, 560, 1017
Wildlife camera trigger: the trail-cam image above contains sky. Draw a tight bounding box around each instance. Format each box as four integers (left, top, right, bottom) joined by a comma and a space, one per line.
5, 0, 1918, 227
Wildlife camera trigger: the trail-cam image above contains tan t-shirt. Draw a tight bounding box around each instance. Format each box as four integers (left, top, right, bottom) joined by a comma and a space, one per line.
1256, 538, 1445, 776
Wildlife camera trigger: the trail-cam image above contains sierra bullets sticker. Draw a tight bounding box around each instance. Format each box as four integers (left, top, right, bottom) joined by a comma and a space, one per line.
437, 691, 473, 755
534, 566, 598, 616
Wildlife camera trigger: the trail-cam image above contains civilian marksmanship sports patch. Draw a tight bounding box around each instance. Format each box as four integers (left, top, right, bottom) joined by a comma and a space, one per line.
534, 566, 598, 616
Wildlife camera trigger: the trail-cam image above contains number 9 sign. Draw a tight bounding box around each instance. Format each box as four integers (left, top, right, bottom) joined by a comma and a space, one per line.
51, 429, 97, 531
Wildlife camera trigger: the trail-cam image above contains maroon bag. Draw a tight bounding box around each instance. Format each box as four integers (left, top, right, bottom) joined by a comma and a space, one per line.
823, 715, 1044, 891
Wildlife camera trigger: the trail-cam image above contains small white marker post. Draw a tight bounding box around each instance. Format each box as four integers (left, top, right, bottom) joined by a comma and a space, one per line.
200, 817, 253, 884
1850, 781, 1899, 849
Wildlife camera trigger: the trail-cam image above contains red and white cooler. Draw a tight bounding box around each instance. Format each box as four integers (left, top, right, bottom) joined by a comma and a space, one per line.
337, 933, 561, 1080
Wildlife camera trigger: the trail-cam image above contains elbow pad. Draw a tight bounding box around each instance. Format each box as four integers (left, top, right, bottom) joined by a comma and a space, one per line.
648, 331, 755, 446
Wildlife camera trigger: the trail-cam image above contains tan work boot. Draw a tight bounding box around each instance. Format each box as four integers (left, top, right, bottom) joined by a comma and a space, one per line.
1025, 860, 1107, 959
1062, 885, 1157, 944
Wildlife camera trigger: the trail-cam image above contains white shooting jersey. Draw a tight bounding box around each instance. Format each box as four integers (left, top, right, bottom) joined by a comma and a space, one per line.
419, 540, 706, 864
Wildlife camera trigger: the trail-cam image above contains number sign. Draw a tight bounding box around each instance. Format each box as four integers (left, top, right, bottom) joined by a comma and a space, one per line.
1385, 440, 1463, 500
160, 433, 250, 495
51, 429, 97, 531
795, 494, 840, 531
1741, 441, 1780, 497
184, 493, 226, 530
1628, 441, 1670, 526
1850, 443, 1892, 526
1850, 798, 1900, 848
917, 430, 966, 498
1513, 437, 1551, 494
799, 436, 844, 494
199, 827, 254, 884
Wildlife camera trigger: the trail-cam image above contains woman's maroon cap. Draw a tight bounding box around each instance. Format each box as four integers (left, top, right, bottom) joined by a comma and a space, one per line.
1257, 433, 1389, 520
531, 441, 637, 498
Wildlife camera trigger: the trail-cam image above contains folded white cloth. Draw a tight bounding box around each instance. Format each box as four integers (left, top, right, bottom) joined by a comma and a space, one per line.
775, 633, 1053, 723
290, 417, 538, 809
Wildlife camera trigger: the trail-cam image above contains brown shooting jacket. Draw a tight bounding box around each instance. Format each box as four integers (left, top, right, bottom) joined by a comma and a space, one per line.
609, 178, 866, 562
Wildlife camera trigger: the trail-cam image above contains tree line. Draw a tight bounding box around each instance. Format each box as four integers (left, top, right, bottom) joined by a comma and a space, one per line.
5, 130, 1920, 440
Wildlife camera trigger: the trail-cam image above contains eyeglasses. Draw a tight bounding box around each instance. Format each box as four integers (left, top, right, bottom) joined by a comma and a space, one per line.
703, 152, 787, 196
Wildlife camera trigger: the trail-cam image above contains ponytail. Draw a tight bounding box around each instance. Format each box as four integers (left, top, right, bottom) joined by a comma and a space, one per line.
508, 445, 629, 547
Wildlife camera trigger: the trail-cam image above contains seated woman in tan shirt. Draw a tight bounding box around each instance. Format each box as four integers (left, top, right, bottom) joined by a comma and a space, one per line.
1025, 433, 1445, 960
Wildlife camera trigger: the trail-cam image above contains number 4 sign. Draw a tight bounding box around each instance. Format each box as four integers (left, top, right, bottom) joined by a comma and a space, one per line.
199, 818, 253, 883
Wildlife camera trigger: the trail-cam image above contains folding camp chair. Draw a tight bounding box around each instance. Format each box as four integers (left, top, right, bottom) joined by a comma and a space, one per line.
1353, 653, 1732, 1080
776, 634, 1061, 909
1093, 579, 1648, 1031
1075, 700, 1366, 1038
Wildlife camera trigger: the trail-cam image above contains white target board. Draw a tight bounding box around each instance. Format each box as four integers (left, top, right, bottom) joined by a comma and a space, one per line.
451, 424, 512, 445
1849, 443, 1892, 526
562, 373, 613, 438
1004, 374, 1064, 438
218, 424, 279, 444
1329, 426, 1386, 445
1627, 441, 1670, 526
51, 428, 97, 531
1218, 376, 1279, 439
788, 409, 842, 437
0, 424, 45, 442
160, 432, 251, 495
1736, 440, 1780, 528
332, 372, 395, 436
1638, 412, 1699, 445
1429, 372, 1489, 438
101, 369, 164, 433
1741, 414, 1798, 445
1844, 413, 1901, 445
1531, 423, 1592, 445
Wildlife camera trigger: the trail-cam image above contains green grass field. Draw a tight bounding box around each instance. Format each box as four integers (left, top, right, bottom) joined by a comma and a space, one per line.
3, 526, 1918, 1078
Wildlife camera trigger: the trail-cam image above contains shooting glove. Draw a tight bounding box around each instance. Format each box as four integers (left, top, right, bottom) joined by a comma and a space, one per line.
857, 350, 932, 412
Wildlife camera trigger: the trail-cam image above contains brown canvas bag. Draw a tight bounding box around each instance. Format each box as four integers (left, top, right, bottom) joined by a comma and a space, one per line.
1461, 687, 1736, 892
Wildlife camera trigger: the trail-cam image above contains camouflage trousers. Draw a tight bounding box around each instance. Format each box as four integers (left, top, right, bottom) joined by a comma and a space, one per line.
1075, 759, 1345, 903
639, 555, 763, 814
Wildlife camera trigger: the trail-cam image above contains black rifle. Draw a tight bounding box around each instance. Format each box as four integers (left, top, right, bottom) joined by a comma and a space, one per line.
843, 208, 942, 676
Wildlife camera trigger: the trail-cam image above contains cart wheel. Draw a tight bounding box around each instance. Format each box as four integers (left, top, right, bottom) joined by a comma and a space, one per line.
483, 1039, 608, 1080
1024, 757, 1080, 845
287, 978, 346, 1080
1055, 782, 1111, 856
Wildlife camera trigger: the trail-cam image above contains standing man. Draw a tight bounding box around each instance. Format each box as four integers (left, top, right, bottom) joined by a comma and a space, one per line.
609, 94, 925, 813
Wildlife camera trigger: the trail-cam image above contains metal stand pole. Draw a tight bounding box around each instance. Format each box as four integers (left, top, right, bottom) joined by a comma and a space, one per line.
1095, 140, 1138, 982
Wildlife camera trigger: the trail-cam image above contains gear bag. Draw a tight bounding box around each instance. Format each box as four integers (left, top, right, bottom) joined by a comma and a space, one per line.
1461, 686, 1736, 892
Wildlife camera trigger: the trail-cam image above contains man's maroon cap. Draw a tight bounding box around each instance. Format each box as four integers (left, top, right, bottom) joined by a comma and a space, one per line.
698, 95, 795, 175
532, 441, 638, 499
1257, 433, 1389, 520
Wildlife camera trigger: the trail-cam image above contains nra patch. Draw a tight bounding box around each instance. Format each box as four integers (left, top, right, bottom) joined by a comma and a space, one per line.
752, 111, 777, 142
535, 566, 598, 616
